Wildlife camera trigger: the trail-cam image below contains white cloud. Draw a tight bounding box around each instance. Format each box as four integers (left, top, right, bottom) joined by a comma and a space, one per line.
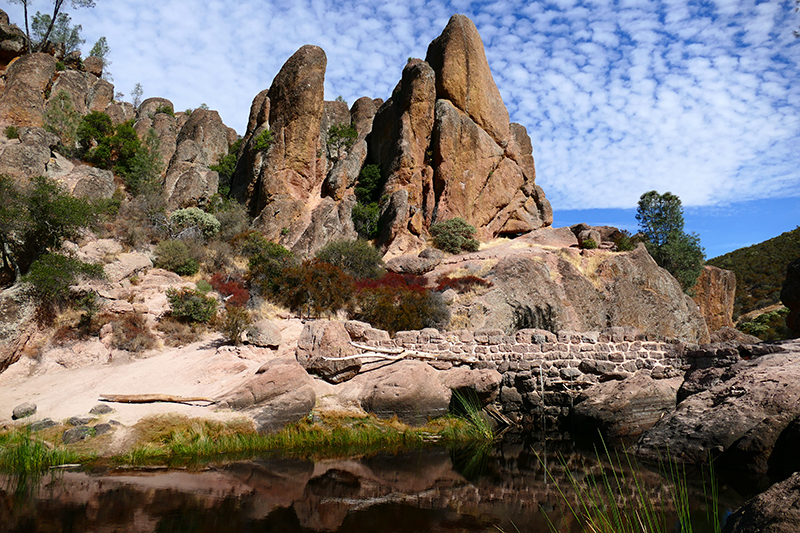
1, 0, 797, 213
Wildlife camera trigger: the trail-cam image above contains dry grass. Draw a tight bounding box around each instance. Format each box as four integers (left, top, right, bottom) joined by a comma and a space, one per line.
156, 316, 204, 347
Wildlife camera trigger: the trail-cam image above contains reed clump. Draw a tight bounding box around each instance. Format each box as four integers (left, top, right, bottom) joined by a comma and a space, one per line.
0, 428, 80, 474
119, 411, 491, 466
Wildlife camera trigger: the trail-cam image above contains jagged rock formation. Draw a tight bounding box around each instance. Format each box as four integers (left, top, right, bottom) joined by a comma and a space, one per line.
231, 14, 551, 256
0, 10, 26, 66
693, 265, 736, 332
371, 14, 552, 256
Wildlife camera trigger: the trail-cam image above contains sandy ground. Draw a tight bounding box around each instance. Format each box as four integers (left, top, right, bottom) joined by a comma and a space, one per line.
0, 319, 306, 429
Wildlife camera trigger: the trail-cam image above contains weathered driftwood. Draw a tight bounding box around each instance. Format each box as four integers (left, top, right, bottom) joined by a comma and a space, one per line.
99, 394, 215, 405
320, 342, 477, 363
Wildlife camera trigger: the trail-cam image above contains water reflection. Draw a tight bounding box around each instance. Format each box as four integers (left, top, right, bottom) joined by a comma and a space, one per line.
0, 437, 743, 533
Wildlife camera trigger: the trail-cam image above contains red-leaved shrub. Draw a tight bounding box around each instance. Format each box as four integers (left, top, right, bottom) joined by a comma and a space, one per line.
210, 272, 250, 307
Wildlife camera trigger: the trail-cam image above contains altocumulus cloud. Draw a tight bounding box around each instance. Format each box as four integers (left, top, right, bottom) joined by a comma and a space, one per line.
4, 0, 798, 212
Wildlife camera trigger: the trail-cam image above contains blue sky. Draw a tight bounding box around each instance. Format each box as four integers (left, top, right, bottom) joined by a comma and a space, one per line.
4, 0, 799, 258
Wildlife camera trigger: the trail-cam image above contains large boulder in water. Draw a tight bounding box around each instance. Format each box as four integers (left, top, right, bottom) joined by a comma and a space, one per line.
722, 471, 800, 533
635, 341, 800, 477
218, 358, 316, 433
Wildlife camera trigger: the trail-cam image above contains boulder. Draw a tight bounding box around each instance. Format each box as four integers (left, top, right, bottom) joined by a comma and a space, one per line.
439, 366, 502, 404
572, 372, 683, 439
0, 53, 57, 126
722, 471, 800, 533
136, 111, 178, 173
347, 360, 452, 425
693, 265, 736, 332
247, 318, 282, 348
295, 321, 362, 383
137, 97, 174, 119
163, 161, 219, 209
218, 358, 316, 433
103, 252, 152, 283
0, 127, 55, 179
635, 342, 800, 476
62, 426, 93, 444
83, 56, 103, 78
171, 108, 230, 167
0, 10, 26, 64
385, 254, 441, 275
56, 164, 115, 199
461, 244, 709, 342
89, 404, 113, 415
12, 402, 36, 420
343, 320, 390, 343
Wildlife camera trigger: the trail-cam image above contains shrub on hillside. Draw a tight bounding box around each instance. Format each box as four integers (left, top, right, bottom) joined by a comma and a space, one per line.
276, 260, 354, 318
430, 218, 480, 254
111, 311, 157, 352
316, 239, 384, 279
156, 316, 203, 347
353, 273, 449, 334
219, 306, 252, 346
24, 253, 105, 323
240, 233, 296, 297
580, 238, 598, 250
435, 275, 492, 293
210, 273, 249, 307
166, 288, 217, 323
170, 207, 220, 239
153, 239, 199, 276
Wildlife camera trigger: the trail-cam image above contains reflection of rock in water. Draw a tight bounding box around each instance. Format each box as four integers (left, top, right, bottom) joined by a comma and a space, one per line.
0, 443, 744, 532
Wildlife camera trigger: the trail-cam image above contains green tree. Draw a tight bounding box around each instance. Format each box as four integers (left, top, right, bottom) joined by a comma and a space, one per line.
88, 36, 111, 79
43, 90, 80, 152
9, 0, 96, 54
31, 11, 83, 53
130, 83, 143, 109
326, 123, 357, 160
209, 137, 242, 196
636, 190, 705, 293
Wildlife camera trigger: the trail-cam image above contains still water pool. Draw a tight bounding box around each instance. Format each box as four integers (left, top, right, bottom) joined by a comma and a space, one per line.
1, 436, 745, 533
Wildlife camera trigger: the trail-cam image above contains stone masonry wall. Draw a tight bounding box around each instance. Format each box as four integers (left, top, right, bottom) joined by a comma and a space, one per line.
346, 322, 745, 429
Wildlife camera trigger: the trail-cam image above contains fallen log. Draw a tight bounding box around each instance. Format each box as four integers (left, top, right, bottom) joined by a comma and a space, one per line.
321, 342, 477, 363
99, 394, 215, 405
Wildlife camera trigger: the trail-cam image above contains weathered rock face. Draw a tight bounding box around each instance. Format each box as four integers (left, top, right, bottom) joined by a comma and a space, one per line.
46, 69, 112, 116
295, 321, 362, 384
345, 360, 452, 425
230, 45, 356, 255
635, 341, 800, 476
0, 10, 26, 65
0, 53, 57, 126
448, 242, 709, 343
573, 372, 683, 439
0, 126, 58, 178
781, 257, 800, 334
366, 14, 551, 256
219, 358, 316, 433
172, 109, 230, 167
693, 265, 736, 332
722, 471, 800, 533
233, 15, 550, 257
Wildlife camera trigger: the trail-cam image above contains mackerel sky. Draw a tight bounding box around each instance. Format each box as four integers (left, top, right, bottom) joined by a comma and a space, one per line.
4, 0, 799, 256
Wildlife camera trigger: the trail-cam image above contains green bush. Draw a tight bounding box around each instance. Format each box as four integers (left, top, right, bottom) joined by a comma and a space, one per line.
253, 129, 273, 152
4, 125, 19, 139
170, 207, 220, 239
154, 240, 199, 276
352, 202, 380, 240
316, 239, 384, 279
275, 259, 354, 318
24, 253, 104, 323
354, 164, 383, 204
353, 278, 450, 334
613, 230, 637, 252
209, 138, 242, 196
195, 279, 212, 294
430, 218, 480, 254
167, 288, 217, 323
738, 307, 791, 341
154, 104, 174, 116
55, 60, 65, 71
219, 306, 252, 346
240, 233, 296, 297
580, 238, 598, 249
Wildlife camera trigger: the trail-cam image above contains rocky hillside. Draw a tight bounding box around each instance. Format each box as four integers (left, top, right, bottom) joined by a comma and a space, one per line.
707, 227, 800, 318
